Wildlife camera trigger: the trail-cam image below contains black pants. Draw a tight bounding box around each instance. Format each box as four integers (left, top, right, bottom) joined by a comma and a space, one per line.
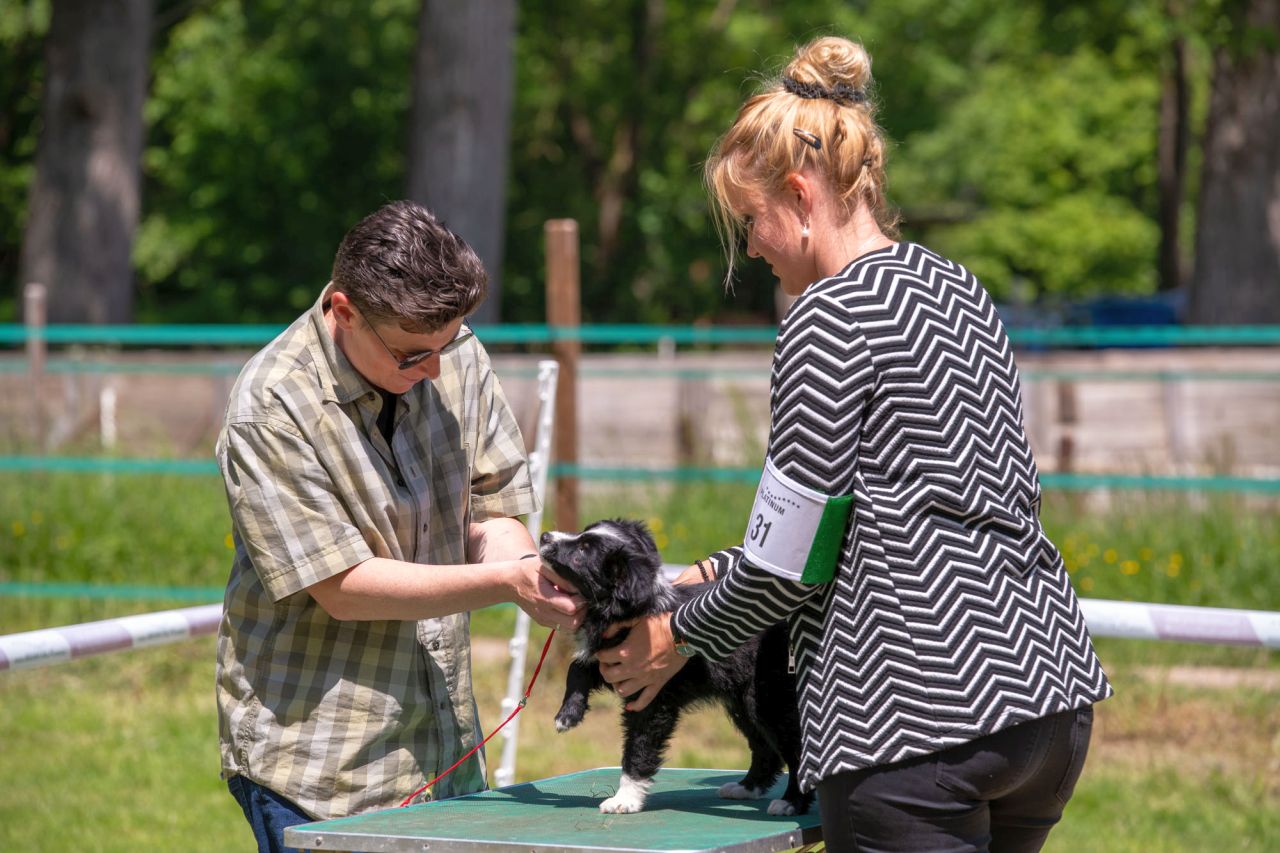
817, 706, 1094, 853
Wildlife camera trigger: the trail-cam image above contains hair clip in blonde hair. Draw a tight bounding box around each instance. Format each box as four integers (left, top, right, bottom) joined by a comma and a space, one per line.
793, 128, 822, 150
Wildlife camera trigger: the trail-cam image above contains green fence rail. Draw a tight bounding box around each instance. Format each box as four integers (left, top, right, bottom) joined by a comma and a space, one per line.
5, 358, 1280, 383
0, 581, 224, 603
3, 323, 1280, 348
1, 455, 1277, 493
0, 456, 220, 475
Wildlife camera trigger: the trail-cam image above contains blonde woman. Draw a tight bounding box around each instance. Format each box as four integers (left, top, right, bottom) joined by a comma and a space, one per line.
598, 36, 1111, 852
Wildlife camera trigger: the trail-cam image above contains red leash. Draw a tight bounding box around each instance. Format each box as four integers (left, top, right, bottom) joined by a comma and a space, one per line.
400, 628, 556, 807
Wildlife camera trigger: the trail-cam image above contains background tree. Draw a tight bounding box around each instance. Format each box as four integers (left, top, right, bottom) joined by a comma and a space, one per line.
408, 0, 517, 325
1188, 0, 1280, 324
135, 0, 418, 322
1158, 1, 1192, 293
0, 2, 49, 321
881, 1, 1169, 308
2, 0, 1276, 326
503, 0, 807, 324
18, 0, 154, 323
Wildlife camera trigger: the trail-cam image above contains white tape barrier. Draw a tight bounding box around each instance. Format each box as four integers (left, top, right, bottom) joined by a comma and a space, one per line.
665, 564, 1280, 650
1079, 598, 1280, 648
1, 595, 1277, 674
0, 603, 222, 671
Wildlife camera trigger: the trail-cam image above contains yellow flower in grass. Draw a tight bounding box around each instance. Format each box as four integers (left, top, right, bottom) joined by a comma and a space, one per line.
1079, 577, 1094, 593
1165, 562, 1181, 578
1120, 560, 1141, 576
224, 533, 235, 549
1103, 548, 1118, 564
11, 520, 24, 538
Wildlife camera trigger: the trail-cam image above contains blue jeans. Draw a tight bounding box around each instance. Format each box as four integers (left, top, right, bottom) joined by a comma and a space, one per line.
817, 706, 1094, 853
227, 775, 314, 853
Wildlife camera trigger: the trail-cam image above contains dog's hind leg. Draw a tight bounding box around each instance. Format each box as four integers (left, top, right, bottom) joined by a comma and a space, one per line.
599, 705, 680, 814
767, 769, 814, 817
716, 704, 782, 802
766, 712, 813, 816
720, 738, 784, 802
555, 657, 605, 732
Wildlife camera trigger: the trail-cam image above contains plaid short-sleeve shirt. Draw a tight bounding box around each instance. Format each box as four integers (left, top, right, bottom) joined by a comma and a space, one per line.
215, 284, 537, 820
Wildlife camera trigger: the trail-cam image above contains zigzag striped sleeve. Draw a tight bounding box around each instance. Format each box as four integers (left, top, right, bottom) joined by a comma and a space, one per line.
673, 554, 820, 660
672, 294, 872, 659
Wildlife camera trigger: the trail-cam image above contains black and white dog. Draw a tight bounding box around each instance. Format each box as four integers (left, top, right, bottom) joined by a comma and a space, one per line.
539, 519, 812, 816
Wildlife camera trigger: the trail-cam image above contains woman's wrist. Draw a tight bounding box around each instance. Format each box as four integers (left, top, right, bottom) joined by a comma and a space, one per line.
669, 612, 695, 658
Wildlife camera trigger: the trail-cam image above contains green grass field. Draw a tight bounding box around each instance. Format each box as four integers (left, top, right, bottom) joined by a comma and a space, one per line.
1, 473, 1277, 851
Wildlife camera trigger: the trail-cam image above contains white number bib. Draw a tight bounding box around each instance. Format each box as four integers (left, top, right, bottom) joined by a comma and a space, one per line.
742, 457, 853, 584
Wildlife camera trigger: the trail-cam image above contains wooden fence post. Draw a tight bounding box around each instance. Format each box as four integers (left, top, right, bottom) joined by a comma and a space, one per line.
545, 220, 579, 531
1056, 379, 1078, 474
24, 283, 47, 450
1056, 379, 1081, 510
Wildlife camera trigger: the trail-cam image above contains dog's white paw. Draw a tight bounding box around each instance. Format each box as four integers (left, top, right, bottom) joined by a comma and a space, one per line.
600, 773, 652, 814
599, 793, 645, 813
718, 782, 765, 800
767, 798, 798, 816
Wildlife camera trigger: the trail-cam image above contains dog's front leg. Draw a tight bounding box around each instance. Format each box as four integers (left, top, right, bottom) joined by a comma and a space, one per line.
555, 656, 605, 732
599, 705, 680, 814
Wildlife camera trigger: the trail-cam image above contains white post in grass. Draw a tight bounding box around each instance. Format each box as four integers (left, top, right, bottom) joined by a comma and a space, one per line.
100, 384, 118, 449
494, 359, 560, 788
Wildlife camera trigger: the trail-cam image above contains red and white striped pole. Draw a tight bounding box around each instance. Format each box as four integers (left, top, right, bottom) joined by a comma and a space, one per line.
0, 603, 222, 671
2, 596, 1278, 673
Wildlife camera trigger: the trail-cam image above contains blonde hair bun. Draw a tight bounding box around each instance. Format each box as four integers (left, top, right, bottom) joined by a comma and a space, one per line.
704, 34, 898, 285
783, 36, 873, 101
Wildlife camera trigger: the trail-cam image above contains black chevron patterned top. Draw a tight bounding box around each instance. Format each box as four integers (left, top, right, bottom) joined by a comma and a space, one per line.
672, 241, 1112, 793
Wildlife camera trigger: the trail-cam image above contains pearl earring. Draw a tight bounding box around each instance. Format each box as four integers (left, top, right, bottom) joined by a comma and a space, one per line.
801, 220, 810, 239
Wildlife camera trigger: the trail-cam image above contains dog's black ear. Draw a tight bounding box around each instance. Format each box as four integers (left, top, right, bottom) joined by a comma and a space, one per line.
609, 518, 661, 566
606, 546, 655, 611
597, 519, 663, 611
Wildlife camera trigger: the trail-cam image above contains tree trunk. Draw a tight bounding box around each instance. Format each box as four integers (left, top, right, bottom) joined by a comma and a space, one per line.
1156, 21, 1189, 293
1188, 0, 1280, 324
407, 0, 517, 325
19, 0, 153, 324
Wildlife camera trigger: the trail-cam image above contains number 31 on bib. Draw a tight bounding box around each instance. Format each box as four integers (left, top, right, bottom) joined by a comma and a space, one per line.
742, 457, 854, 584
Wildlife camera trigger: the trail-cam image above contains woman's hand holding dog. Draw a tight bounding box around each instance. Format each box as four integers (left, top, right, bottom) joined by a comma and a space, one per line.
597, 614, 688, 712
510, 556, 586, 631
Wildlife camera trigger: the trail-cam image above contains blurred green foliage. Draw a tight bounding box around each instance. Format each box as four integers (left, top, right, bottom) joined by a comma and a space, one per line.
137, 0, 421, 323
0, 0, 1250, 323
0, 0, 49, 321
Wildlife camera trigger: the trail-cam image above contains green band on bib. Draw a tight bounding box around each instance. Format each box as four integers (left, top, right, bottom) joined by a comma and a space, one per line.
800, 493, 854, 583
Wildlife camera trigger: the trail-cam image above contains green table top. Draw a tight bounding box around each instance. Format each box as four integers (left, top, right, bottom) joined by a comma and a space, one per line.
284, 767, 823, 853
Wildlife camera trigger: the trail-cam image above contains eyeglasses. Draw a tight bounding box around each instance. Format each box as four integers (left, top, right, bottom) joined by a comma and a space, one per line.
365, 318, 474, 370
